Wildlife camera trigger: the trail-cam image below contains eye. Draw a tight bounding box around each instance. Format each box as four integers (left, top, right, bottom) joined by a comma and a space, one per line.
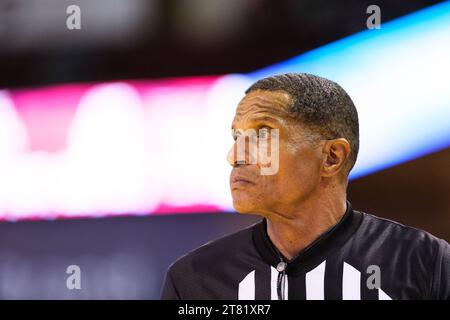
232, 130, 241, 141
258, 127, 270, 139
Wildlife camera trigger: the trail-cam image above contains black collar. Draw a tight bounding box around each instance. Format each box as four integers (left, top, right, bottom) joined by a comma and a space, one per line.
252, 201, 362, 275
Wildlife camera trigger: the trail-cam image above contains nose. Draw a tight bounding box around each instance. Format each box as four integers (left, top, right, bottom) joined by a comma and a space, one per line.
227, 142, 245, 166
227, 145, 236, 166
226, 136, 257, 166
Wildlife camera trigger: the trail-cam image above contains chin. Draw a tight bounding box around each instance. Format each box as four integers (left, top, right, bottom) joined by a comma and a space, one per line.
231, 195, 258, 214
231, 191, 275, 217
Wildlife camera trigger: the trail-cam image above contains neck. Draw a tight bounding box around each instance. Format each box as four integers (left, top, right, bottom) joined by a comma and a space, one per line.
266, 194, 347, 262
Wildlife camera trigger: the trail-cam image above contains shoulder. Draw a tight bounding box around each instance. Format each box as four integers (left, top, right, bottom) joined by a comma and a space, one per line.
359, 212, 447, 250
357, 212, 449, 280
167, 220, 260, 276
351, 211, 449, 298
162, 220, 261, 299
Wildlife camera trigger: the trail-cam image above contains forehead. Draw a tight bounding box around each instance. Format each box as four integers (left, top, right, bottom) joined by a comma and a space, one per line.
232, 90, 292, 127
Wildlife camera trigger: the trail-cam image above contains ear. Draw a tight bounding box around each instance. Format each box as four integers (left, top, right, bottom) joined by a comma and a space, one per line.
321, 138, 351, 177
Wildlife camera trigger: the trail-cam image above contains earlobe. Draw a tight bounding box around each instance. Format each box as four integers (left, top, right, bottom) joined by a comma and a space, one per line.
322, 149, 338, 177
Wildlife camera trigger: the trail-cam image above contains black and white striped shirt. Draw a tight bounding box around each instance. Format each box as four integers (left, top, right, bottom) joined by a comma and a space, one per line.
161, 202, 450, 300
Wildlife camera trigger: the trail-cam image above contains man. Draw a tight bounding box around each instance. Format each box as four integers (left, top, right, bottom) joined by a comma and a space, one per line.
161, 73, 449, 300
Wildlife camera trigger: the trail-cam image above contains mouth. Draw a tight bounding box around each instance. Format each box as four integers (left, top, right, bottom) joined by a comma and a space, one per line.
230, 176, 256, 189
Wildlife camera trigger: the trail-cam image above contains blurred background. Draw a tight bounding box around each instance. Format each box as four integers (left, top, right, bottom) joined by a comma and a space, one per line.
0, 0, 449, 299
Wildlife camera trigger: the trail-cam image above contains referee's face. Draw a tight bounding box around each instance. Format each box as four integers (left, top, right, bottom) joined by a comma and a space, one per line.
229, 89, 325, 217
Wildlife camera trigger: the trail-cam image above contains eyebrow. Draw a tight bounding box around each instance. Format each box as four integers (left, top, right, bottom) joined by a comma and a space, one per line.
231, 116, 281, 129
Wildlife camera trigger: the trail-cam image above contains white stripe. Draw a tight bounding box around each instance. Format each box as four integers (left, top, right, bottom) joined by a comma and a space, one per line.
305, 260, 326, 300
270, 266, 289, 300
343, 262, 361, 300
284, 271, 288, 299
238, 270, 255, 300
270, 266, 278, 300
378, 288, 392, 300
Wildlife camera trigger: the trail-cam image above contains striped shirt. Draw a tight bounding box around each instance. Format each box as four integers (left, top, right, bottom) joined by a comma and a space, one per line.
161, 201, 450, 300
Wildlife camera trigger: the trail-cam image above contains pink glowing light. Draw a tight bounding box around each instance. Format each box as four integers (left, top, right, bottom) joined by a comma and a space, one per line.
0, 75, 252, 220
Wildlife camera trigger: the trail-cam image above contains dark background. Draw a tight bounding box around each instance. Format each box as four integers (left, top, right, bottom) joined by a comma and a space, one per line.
0, 0, 445, 88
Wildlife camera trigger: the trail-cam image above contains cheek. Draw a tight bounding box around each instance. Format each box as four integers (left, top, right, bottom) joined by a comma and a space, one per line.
276, 144, 322, 191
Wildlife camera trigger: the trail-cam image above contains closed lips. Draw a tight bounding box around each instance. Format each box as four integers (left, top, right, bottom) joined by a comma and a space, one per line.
231, 176, 254, 184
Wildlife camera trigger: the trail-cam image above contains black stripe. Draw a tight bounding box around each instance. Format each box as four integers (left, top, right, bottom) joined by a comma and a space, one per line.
288, 273, 306, 300
361, 265, 379, 300
324, 254, 343, 300
255, 266, 271, 300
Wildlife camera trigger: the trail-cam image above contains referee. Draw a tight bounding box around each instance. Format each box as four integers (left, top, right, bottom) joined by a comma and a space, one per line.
161, 73, 450, 300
